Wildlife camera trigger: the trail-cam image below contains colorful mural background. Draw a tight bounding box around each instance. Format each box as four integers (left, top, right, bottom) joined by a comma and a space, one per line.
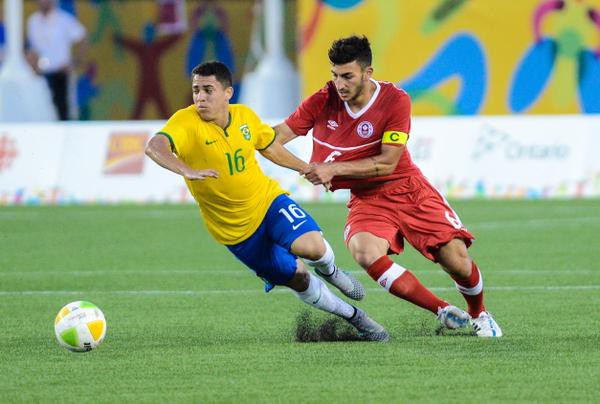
299, 0, 600, 115
13, 0, 297, 120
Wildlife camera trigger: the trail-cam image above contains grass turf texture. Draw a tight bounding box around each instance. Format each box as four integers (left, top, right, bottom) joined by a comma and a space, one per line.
1, 200, 599, 402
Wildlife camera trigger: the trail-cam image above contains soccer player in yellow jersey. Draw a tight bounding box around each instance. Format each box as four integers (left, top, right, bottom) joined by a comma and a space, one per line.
145, 61, 388, 341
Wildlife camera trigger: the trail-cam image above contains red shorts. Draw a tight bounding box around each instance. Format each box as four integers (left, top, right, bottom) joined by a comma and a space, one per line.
344, 175, 474, 262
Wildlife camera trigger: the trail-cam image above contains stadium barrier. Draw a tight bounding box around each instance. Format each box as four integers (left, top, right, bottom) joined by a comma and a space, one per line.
1, 115, 599, 205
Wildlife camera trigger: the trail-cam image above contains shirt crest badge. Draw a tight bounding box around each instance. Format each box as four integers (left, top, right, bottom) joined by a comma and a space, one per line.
240, 124, 251, 140
356, 121, 374, 138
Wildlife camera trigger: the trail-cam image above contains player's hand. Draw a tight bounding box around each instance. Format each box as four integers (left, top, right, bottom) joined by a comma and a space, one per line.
299, 165, 311, 176
182, 168, 219, 181
304, 163, 335, 185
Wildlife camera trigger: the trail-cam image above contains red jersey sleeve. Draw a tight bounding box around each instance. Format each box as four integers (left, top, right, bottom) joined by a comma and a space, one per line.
284, 85, 330, 136
385, 90, 411, 133
381, 90, 411, 148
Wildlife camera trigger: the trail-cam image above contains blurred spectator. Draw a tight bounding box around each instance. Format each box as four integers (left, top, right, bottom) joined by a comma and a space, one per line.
26, 0, 87, 120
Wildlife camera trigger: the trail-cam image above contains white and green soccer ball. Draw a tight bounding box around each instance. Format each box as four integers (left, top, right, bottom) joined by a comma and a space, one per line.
54, 301, 107, 352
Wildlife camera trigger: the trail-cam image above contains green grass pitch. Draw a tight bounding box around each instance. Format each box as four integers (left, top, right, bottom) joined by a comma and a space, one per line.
1, 200, 599, 402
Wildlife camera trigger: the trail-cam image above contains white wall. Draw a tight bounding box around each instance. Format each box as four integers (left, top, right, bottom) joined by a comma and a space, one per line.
1, 115, 599, 205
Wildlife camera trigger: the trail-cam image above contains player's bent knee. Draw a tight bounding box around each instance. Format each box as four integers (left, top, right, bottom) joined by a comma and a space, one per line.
437, 239, 472, 278
348, 232, 389, 269
290, 231, 326, 261
351, 250, 379, 270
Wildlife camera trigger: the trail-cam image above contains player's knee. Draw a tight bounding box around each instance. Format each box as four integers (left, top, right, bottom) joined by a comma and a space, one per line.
351, 249, 379, 270
438, 239, 471, 278
348, 233, 388, 269
290, 232, 326, 261
444, 260, 471, 279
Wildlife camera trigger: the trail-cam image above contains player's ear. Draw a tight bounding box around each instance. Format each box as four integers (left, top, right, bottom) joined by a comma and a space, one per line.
364, 66, 373, 78
225, 86, 234, 101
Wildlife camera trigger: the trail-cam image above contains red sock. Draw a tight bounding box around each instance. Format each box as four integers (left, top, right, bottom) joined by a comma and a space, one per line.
451, 261, 485, 317
367, 256, 448, 314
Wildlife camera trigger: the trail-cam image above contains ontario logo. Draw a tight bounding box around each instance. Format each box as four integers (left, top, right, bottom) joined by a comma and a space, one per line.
472, 124, 569, 160
0, 133, 18, 172
240, 124, 251, 140
103, 132, 148, 175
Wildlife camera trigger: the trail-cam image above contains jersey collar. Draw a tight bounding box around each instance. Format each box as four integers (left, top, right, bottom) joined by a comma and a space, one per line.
344, 78, 381, 119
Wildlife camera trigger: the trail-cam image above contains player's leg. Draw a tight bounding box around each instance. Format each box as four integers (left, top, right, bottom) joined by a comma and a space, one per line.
404, 177, 501, 336
266, 194, 364, 300
291, 232, 364, 300
347, 231, 465, 327
286, 261, 353, 318
434, 238, 482, 316
435, 239, 502, 337
226, 209, 387, 341
288, 261, 388, 342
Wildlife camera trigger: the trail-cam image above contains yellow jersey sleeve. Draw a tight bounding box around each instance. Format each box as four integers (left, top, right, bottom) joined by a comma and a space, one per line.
254, 123, 276, 151
157, 106, 196, 156
240, 106, 276, 151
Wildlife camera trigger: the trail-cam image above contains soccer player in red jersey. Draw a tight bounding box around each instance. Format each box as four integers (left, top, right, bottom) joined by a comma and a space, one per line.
273, 35, 502, 337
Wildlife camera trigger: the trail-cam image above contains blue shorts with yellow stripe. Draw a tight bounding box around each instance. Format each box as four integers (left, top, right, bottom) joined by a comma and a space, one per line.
226, 194, 321, 292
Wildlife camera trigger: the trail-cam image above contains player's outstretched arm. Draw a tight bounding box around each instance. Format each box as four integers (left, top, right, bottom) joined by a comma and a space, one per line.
304, 144, 405, 185
273, 123, 299, 145
259, 139, 310, 174
145, 135, 218, 181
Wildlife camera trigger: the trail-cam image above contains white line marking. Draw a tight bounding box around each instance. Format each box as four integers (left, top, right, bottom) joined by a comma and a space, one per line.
0, 268, 597, 276
0, 269, 248, 276
473, 216, 600, 229
1, 285, 599, 297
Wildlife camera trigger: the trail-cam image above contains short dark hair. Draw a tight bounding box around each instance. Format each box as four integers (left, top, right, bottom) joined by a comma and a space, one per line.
191, 61, 232, 88
328, 35, 372, 68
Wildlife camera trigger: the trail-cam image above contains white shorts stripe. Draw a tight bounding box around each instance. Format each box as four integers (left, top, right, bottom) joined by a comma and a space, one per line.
376, 263, 407, 291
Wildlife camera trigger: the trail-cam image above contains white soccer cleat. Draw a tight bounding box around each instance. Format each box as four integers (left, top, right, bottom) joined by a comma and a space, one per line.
437, 305, 471, 329
315, 265, 365, 301
346, 307, 389, 342
471, 311, 503, 337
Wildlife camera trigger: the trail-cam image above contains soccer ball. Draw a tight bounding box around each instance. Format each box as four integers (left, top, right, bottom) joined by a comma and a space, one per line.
54, 301, 107, 352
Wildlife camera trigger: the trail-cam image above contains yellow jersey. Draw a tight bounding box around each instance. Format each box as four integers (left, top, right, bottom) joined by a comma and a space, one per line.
157, 104, 287, 244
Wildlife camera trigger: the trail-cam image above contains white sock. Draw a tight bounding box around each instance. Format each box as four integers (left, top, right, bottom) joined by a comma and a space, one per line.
295, 273, 355, 319
303, 239, 335, 275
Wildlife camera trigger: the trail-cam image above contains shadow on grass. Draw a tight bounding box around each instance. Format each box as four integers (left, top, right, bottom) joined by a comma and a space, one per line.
294, 310, 364, 342
434, 324, 476, 337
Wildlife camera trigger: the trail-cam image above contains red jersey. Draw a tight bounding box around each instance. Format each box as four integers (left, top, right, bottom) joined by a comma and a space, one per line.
285, 79, 422, 191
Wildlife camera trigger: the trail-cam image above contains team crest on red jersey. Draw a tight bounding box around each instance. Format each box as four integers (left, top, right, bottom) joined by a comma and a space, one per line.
356, 121, 374, 138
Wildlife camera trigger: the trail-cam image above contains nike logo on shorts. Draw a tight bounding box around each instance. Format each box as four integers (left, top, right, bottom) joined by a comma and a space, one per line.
205, 139, 217, 145
292, 220, 307, 230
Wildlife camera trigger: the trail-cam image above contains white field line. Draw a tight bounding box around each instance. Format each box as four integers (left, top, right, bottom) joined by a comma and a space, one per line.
0, 210, 194, 219
1, 285, 599, 297
1, 210, 599, 225
0, 269, 597, 276
472, 216, 600, 229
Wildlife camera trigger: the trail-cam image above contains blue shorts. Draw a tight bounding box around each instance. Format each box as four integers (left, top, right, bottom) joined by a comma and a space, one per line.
227, 194, 321, 292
